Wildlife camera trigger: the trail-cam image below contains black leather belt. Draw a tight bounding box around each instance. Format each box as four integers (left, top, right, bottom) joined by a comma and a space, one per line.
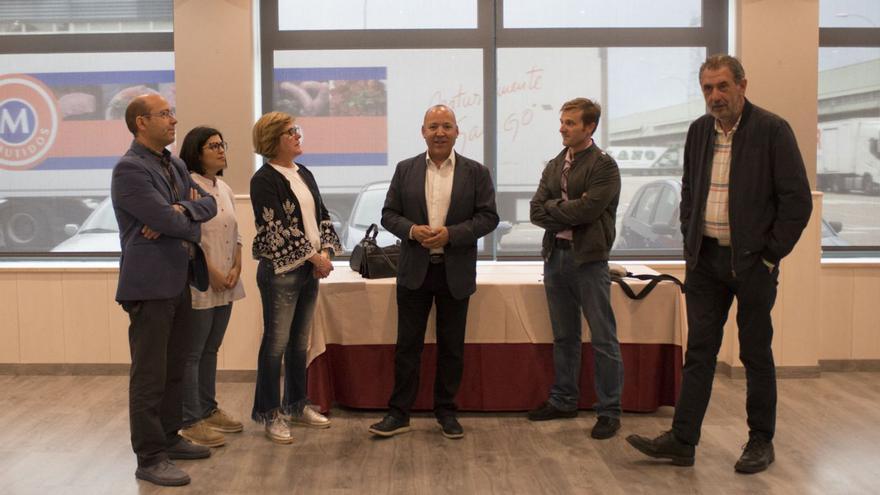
429, 253, 445, 264
554, 238, 572, 249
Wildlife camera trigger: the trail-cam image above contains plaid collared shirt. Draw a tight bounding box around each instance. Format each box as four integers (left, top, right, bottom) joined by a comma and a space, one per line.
702, 117, 741, 246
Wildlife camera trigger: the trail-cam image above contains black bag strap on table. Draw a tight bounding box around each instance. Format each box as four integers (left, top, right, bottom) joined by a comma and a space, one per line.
611, 265, 685, 300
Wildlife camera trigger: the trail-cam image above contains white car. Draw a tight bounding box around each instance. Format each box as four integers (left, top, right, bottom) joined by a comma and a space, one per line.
51, 197, 120, 253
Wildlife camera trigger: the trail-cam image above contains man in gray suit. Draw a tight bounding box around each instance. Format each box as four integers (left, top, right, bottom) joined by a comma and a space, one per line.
111, 94, 217, 487
369, 104, 499, 439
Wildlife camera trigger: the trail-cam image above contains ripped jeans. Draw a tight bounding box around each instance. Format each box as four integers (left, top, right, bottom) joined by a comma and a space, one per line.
252, 259, 318, 423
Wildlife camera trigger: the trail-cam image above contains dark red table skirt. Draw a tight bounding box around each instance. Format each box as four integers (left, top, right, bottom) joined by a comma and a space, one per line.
308, 343, 681, 413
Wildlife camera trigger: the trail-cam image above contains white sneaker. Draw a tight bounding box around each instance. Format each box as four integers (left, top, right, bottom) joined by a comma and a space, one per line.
265, 415, 294, 444
285, 405, 331, 429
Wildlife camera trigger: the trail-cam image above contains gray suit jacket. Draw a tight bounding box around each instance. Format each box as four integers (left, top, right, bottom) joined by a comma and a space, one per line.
381, 152, 499, 300
111, 140, 217, 302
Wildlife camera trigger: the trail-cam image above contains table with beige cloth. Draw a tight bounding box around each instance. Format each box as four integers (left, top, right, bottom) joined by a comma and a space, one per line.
306, 263, 687, 413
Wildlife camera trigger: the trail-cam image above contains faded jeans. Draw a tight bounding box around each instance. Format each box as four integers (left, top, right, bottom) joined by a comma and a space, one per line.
252, 260, 318, 423
543, 248, 623, 417
182, 303, 233, 426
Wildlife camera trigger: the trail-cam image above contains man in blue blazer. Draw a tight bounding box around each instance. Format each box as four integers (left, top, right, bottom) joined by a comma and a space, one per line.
111, 94, 217, 487
369, 105, 499, 439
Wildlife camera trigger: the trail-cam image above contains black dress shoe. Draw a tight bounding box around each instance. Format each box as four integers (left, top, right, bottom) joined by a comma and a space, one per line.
135, 460, 190, 486
368, 415, 411, 437
527, 401, 578, 421
590, 416, 621, 439
167, 437, 211, 460
626, 430, 695, 466
437, 416, 464, 439
735, 437, 774, 474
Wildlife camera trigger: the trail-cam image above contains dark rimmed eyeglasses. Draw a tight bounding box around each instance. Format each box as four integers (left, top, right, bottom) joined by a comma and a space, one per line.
203, 141, 229, 152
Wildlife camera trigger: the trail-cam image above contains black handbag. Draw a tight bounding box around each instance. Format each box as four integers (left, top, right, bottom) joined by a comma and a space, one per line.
349, 223, 400, 279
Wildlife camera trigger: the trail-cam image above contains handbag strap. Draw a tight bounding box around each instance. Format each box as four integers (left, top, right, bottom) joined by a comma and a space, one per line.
612, 272, 685, 300
365, 223, 379, 241
376, 246, 398, 273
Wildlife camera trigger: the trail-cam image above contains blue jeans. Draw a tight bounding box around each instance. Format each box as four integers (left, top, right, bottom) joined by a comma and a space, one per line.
543, 249, 623, 417
182, 303, 233, 426
252, 260, 318, 423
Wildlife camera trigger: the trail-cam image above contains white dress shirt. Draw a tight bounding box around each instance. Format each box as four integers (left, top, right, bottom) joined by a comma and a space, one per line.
424, 152, 455, 254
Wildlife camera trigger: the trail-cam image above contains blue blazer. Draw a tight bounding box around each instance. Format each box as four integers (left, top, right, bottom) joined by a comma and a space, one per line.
111, 140, 217, 302
381, 152, 499, 300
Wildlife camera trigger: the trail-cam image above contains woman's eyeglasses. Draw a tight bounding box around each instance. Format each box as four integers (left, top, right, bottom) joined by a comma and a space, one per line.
284, 125, 303, 141
203, 141, 229, 152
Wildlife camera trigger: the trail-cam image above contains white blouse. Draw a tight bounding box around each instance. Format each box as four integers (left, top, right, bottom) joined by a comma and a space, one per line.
269, 163, 321, 252
190, 173, 246, 310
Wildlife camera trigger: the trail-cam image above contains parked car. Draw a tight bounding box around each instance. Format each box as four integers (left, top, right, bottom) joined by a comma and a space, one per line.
614, 178, 848, 250
51, 197, 120, 253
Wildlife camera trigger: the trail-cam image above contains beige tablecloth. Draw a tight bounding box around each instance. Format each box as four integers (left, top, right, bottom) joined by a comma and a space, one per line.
309, 263, 687, 362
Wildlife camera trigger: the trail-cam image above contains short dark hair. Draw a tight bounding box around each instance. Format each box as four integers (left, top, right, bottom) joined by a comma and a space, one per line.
124, 97, 151, 136
179, 126, 224, 176
560, 97, 601, 129
700, 54, 746, 83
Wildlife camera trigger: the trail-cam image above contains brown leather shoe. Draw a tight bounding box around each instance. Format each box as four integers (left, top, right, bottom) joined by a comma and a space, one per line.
180, 421, 225, 448
204, 408, 244, 433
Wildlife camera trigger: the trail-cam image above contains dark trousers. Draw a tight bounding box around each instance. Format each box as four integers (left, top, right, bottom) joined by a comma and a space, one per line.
124, 285, 192, 468
673, 237, 779, 446
389, 263, 470, 420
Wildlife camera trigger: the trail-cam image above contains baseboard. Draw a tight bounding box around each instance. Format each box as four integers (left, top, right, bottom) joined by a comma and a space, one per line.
715, 362, 821, 379
0, 363, 130, 375
819, 359, 880, 372
0, 364, 257, 381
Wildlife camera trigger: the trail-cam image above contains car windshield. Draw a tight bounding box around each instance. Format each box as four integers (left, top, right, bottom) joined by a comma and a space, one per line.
78, 200, 118, 233
351, 188, 387, 229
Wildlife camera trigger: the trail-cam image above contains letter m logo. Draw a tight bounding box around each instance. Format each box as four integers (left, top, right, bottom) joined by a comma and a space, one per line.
1, 107, 31, 134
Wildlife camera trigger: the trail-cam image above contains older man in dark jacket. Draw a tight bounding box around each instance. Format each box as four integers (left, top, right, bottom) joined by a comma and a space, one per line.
111, 94, 217, 487
627, 55, 812, 474
528, 97, 624, 440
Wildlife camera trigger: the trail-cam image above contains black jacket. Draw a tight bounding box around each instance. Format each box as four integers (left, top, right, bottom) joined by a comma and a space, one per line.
530, 144, 620, 264
250, 162, 341, 274
381, 152, 499, 300
680, 99, 812, 273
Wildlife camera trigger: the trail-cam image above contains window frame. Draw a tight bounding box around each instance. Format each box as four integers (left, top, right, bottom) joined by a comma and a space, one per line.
818, 9, 880, 254
259, 0, 728, 260
0, 9, 173, 259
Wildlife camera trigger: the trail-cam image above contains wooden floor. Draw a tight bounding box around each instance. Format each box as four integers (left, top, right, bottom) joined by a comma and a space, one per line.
1, 372, 879, 494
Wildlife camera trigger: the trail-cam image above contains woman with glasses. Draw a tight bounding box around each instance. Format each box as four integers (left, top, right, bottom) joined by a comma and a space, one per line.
177, 126, 246, 448
249, 112, 341, 444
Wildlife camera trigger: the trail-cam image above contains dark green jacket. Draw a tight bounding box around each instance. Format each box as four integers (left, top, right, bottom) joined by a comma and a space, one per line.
530, 144, 621, 264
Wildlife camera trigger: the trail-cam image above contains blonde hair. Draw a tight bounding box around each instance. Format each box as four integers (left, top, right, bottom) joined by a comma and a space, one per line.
252, 111, 293, 159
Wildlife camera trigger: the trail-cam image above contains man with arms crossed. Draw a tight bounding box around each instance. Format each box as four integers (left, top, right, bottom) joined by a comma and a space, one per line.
369, 104, 499, 439
627, 55, 812, 474
111, 94, 217, 486
529, 97, 624, 440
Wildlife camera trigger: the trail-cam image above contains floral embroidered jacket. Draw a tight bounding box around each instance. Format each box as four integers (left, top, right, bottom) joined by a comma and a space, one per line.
250, 162, 342, 274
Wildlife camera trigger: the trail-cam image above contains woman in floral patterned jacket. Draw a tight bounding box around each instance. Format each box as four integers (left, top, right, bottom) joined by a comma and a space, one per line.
249, 111, 342, 444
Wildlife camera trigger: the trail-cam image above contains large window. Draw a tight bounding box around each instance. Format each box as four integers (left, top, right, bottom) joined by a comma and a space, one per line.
818, 1, 880, 250
261, 0, 728, 258
0, 1, 173, 255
